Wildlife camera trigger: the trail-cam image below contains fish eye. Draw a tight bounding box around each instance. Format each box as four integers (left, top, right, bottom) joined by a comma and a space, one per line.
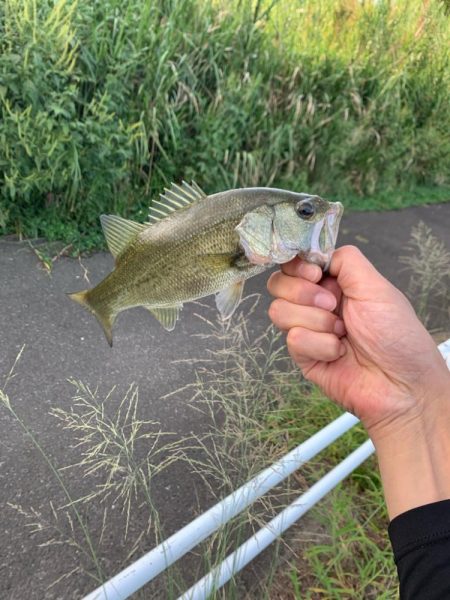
296, 200, 315, 220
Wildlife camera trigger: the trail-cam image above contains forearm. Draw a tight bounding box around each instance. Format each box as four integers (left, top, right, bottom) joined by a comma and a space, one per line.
370, 390, 450, 520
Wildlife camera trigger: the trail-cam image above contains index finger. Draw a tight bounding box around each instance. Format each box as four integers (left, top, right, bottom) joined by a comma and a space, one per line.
281, 257, 323, 283
267, 271, 337, 311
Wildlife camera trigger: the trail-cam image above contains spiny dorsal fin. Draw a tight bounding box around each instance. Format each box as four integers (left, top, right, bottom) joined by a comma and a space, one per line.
148, 180, 206, 224
145, 304, 183, 331
100, 215, 147, 259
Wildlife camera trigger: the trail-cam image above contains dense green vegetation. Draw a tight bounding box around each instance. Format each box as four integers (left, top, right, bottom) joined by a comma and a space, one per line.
1, 0, 449, 250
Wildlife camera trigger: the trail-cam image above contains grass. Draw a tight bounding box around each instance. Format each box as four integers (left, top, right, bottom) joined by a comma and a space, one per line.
343, 186, 450, 212
0, 304, 295, 596
265, 390, 397, 600
0, 300, 395, 598
1, 0, 449, 251
0, 348, 105, 586
2, 225, 448, 597
400, 221, 450, 330
283, 476, 398, 599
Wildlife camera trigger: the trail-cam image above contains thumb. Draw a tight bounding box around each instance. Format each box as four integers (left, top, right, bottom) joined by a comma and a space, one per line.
329, 246, 391, 300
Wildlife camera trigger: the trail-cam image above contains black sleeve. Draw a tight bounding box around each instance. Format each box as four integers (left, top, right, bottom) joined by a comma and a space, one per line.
388, 499, 450, 599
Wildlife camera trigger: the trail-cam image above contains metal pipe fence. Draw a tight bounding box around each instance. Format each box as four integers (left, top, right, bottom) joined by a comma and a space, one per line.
179, 440, 375, 600
84, 338, 450, 600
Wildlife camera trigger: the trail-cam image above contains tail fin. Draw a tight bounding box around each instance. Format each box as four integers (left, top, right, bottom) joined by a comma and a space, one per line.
68, 290, 115, 347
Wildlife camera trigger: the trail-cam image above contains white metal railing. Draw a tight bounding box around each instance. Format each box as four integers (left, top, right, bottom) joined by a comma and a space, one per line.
179, 439, 375, 600
84, 338, 450, 600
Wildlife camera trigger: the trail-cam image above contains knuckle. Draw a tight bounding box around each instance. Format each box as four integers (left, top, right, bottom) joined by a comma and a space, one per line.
333, 244, 359, 262
324, 336, 341, 360
293, 281, 309, 305
286, 327, 301, 349
341, 244, 360, 257
288, 345, 304, 369
301, 367, 314, 381
266, 271, 280, 294
321, 311, 336, 332
268, 299, 282, 322
266, 272, 275, 292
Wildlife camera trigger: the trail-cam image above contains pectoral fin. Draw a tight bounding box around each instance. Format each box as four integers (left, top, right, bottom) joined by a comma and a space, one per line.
199, 251, 252, 273
215, 280, 245, 320
198, 252, 236, 273
145, 305, 182, 331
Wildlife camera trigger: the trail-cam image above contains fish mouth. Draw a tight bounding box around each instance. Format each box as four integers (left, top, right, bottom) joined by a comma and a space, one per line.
302, 202, 343, 270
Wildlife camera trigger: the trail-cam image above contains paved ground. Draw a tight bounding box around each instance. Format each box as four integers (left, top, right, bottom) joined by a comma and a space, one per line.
1, 202, 449, 599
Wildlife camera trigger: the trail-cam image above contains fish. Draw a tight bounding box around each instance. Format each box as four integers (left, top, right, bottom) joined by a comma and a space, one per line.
69, 181, 343, 345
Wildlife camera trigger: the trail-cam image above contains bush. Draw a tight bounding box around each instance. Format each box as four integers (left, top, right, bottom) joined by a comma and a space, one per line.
1, 0, 449, 249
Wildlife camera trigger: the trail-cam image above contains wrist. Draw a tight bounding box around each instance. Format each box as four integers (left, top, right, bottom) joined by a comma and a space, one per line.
368, 380, 450, 519
365, 363, 450, 445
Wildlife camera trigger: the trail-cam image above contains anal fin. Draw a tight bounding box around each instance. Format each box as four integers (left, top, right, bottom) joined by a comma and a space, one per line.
215, 280, 245, 320
145, 305, 182, 331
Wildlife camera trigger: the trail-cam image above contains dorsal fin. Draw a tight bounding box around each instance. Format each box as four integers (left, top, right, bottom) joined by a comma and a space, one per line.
100, 215, 147, 259
148, 180, 206, 224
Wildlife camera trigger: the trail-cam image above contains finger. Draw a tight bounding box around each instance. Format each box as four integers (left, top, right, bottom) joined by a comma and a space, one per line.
286, 327, 346, 364
269, 299, 346, 336
281, 257, 323, 283
320, 276, 343, 310
329, 245, 390, 299
267, 272, 337, 311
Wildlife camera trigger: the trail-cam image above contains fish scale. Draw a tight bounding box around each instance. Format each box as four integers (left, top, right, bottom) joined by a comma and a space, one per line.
69, 182, 343, 345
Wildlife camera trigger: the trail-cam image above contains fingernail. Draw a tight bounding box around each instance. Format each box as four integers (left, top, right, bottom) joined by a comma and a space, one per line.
334, 320, 346, 336
315, 293, 336, 311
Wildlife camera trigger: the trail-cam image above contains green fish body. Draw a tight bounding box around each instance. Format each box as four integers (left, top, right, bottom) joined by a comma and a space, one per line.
69, 182, 343, 345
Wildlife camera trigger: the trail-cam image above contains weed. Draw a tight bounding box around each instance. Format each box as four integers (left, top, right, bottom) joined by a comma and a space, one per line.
26, 240, 74, 274
273, 474, 397, 600
1, 353, 192, 591
266, 389, 396, 599
51, 380, 189, 539
400, 221, 450, 329
1, 0, 449, 250
0, 348, 105, 586
3, 302, 312, 596
0, 300, 407, 597
161, 300, 306, 597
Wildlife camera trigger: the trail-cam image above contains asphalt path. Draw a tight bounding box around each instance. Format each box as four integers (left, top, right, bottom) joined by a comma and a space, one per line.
1, 202, 449, 599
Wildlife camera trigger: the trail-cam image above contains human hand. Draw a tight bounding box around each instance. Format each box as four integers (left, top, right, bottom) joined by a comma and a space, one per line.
267, 245, 450, 441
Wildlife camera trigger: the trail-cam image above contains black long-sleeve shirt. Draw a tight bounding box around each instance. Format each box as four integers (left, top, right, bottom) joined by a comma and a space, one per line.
388, 500, 450, 599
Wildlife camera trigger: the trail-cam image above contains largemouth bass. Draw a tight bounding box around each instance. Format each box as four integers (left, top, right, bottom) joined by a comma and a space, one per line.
69, 182, 343, 345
